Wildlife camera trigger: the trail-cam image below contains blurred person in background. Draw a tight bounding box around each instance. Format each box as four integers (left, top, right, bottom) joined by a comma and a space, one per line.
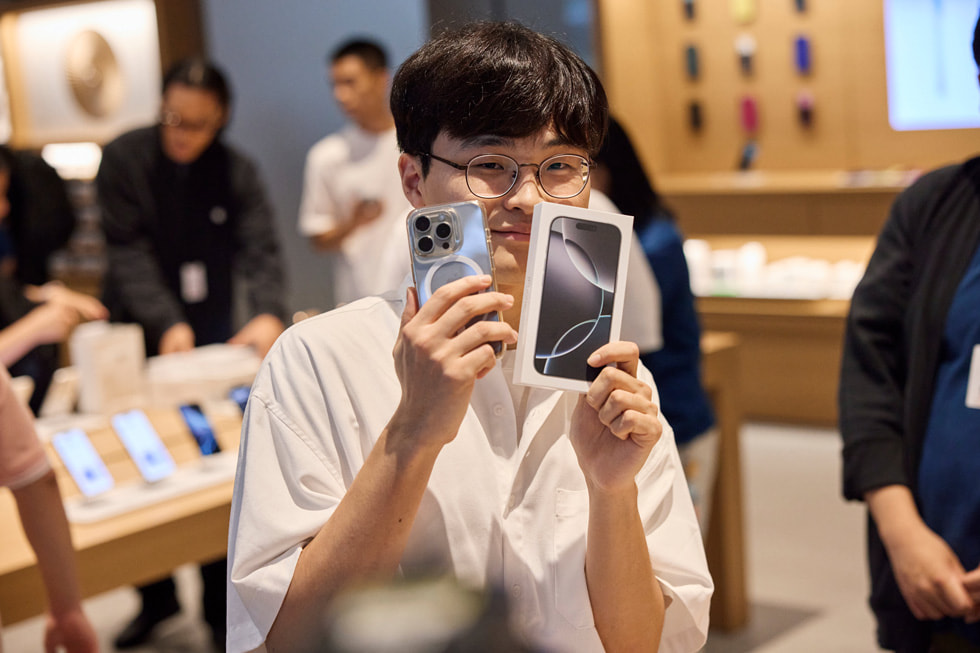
0, 146, 107, 413
839, 14, 980, 652
96, 57, 287, 650
591, 116, 718, 534
0, 362, 99, 653
298, 38, 413, 307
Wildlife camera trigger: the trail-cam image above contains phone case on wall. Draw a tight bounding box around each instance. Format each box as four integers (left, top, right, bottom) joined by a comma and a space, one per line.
407, 200, 502, 355
111, 410, 176, 483
52, 428, 115, 497
534, 217, 622, 383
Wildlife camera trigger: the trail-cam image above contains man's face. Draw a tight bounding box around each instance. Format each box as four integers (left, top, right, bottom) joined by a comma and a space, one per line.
159, 83, 226, 165
330, 55, 388, 126
401, 127, 591, 289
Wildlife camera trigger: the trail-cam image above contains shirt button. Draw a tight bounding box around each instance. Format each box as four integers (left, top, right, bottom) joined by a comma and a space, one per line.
511, 584, 523, 598
493, 403, 505, 416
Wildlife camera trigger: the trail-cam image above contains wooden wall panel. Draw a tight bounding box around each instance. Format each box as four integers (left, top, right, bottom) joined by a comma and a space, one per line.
598, 0, 980, 177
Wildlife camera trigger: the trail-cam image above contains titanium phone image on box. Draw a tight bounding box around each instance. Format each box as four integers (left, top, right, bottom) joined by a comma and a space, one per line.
52, 428, 115, 497
515, 203, 632, 393
179, 403, 221, 456
407, 200, 502, 356
111, 409, 176, 483
535, 216, 621, 381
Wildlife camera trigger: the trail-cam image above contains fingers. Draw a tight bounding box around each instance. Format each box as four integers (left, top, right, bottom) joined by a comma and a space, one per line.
583, 356, 659, 443
407, 276, 516, 354
68, 292, 109, 321
414, 274, 495, 321
587, 340, 640, 378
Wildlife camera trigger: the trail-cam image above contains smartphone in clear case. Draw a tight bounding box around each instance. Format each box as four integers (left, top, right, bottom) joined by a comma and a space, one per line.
406, 200, 502, 356
533, 216, 622, 383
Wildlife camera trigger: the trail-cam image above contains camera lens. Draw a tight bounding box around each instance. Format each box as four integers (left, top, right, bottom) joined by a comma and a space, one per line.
414, 216, 431, 232
435, 223, 452, 239
418, 236, 433, 252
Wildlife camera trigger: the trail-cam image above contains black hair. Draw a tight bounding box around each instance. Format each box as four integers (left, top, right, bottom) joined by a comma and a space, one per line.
162, 58, 232, 110
330, 38, 388, 71
390, 21, 608, 175
974, 9, 980, 68
594, 116, 673, 227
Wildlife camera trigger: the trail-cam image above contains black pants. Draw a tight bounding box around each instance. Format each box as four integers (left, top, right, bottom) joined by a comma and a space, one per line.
138, 558, 226, 634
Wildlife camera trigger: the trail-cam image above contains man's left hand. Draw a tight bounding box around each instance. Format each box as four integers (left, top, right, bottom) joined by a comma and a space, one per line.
569, 341, 662, 493
228, 313, 285, 357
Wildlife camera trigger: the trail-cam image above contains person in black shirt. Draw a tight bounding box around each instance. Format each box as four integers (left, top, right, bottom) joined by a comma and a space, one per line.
0, 145, 107, 413
97, 57, 287, 651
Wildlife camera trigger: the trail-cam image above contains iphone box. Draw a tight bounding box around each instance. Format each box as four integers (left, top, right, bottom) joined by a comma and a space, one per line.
514, 202, 633, 393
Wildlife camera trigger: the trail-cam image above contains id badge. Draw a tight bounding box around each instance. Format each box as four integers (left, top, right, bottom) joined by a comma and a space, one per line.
966, 345, 980, 409
180, 261, 208, 304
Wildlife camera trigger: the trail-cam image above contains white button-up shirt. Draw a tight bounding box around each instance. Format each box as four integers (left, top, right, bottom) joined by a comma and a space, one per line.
227, 288, 712, 653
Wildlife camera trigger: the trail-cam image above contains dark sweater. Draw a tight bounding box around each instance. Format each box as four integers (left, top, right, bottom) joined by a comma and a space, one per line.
840, 156, 980, 651
96, 126, 286, 355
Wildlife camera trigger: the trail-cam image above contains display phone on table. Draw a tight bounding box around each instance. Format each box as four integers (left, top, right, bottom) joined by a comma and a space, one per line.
179, 403, 221, 455
406, 200, 502, 356
110, 409, 176, 483
51, 428, 115, 497
228, 384, 250, 415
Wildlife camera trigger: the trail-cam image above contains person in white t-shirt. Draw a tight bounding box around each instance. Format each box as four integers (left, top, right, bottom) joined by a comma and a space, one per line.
229, 22, 712, 653
298, 38, 413, 307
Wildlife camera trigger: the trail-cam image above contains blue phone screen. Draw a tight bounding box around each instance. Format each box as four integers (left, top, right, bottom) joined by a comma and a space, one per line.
52, 428, 115, 497
179, 404, 221, 456
229, 385, 250, 414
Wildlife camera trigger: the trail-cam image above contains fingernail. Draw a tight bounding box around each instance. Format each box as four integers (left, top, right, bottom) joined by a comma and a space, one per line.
588, 353, 600, 365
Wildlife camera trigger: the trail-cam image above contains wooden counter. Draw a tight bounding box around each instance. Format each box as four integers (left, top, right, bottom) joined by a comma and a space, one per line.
0, 406, 241, 625
700, 331, 747, 631
698, 297, 848, 426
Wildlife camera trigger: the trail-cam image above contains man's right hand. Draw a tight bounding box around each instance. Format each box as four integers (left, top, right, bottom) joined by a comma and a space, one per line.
389, 274, 517, 449
159, 322, 195, 355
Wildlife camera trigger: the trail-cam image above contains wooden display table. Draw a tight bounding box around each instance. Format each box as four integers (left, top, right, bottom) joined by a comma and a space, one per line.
2, 344, 748, 631
698, 297, 849, 426
0, 406, 241, 625
700, 331, 748, 631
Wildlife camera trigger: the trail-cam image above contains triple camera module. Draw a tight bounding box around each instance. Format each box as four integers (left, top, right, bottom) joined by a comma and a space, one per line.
412, 212, 459, 256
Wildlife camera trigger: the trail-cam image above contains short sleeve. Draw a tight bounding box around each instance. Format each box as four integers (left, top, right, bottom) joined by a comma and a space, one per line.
0, 365, 50, 489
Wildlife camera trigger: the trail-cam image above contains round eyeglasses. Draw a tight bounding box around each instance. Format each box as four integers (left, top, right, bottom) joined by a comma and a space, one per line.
422, 152, 591, 200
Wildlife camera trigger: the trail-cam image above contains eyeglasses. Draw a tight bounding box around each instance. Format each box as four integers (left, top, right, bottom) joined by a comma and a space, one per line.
159, 109, 220, 134
421, 152, 592, 200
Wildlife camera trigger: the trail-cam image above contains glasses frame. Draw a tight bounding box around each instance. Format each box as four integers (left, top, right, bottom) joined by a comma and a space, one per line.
158, 109, 221, 134
422, 151, 592, 200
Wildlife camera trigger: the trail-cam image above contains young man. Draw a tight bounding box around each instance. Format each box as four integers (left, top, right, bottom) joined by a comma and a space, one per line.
298, 38, 414, 307
228, 22, 711, 653
97, 58, 286, 650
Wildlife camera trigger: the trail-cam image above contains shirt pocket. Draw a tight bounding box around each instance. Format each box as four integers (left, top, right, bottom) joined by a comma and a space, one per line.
554, 488, 595, 628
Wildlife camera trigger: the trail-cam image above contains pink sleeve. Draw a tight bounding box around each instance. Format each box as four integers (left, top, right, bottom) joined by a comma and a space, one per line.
0, 365, 50, 490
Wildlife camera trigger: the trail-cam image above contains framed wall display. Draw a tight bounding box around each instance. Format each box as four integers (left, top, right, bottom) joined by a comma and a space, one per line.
0, 0, 203, 148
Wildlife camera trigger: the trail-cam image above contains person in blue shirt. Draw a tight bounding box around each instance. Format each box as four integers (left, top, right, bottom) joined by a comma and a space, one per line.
839, 14, 980, 651
592, 116, 717, 534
